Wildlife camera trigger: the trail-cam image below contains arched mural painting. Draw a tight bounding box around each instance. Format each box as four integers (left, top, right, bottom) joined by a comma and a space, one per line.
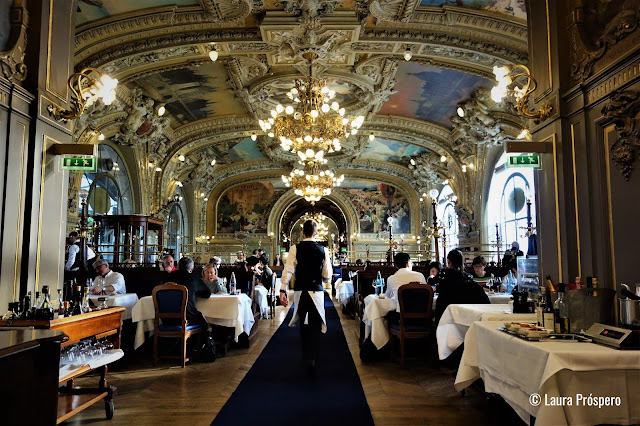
216, 181, 287, 234
339, 180, 411, 234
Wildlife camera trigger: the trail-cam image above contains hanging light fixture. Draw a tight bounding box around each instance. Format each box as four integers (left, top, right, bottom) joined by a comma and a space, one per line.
300, 212, 330, 240
258, 53, 364, 161
282, 161, 344, 205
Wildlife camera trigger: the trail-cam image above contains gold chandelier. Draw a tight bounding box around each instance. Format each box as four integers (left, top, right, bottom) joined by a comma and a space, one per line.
258, 53, 364, 162
282, 161, 344, 205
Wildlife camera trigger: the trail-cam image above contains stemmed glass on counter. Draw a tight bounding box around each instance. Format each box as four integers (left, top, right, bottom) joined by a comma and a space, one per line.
60, 338, 115, 367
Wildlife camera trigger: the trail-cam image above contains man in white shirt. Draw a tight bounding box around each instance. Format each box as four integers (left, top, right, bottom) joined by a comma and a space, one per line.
281, 219, 332, 375
65, 231, 96, 271
385, 252, 426, 301
91, 258, 126, 295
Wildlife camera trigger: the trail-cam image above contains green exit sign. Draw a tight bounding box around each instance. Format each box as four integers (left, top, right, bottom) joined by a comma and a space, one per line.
507, 155, 540, 168
61, 156, 96, 171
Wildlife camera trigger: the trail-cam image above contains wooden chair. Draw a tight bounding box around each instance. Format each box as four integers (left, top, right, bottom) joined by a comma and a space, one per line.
388, 282, 434, 367
152, 282, 203, 368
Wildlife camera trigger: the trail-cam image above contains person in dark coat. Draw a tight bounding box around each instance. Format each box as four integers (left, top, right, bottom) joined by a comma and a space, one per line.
167, 256, 211, 329
433, 250, 490, 325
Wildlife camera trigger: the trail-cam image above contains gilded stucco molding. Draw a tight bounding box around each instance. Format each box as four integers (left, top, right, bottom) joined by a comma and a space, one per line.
0, 1, 28, 84
360, 29, 527, 65
601, 90, 640, 180
75, 29, 262, 70
369, 0, 421, 23
569, 2, 640, 82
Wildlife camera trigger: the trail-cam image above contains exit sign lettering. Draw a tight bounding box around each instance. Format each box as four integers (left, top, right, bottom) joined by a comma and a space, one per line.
507, 155, 540, 168
61, 156, 96, 171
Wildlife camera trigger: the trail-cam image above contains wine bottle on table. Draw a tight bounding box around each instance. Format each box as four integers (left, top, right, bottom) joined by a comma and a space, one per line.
543, 289, 555, 330
536, 286, 546, 327
72, 285, 83, 315
554, 283, 570, 333
230, 272, 237, 295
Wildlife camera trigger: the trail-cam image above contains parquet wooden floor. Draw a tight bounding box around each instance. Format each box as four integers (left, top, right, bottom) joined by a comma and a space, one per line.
64, 294, 523, 425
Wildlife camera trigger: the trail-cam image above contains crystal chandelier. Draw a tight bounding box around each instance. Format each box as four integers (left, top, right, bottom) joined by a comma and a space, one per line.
258, 53, 364, 162
282, 161, 345, 205
300, 212, 330, 240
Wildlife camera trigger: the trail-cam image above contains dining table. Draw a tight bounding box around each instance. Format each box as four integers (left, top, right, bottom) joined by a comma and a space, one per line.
454, 321, 640, 425
88, 293, 139, 321
436, 303, 535, 359
130, 293, 254, 349
334, 279, 354, 307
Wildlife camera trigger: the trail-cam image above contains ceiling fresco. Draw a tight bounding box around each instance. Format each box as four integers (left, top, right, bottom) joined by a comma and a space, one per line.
418, 0, 527, 20
359, 138, 429, 163
198, 138, 266, 164
378, 63, 494, 129
76, 0, 200, 26
134, 62, 246, 127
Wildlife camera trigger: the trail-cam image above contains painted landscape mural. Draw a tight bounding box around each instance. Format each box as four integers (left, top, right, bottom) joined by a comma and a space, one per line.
340, 180, 411, 234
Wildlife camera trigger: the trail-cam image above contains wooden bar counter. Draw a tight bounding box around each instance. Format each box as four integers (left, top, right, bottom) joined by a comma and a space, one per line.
0, 307, 125, 423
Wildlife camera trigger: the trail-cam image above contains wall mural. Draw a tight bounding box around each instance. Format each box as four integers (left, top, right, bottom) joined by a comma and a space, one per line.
339, 179, 411, 234
360, 138, 429, 163
419, 0, 527, 20
76, 0, 200, 26
216, 182, 286, 234
378, 63, 494, 129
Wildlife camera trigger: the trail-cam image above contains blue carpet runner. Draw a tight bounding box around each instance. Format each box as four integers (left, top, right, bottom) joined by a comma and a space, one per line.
212, 292, 374, 426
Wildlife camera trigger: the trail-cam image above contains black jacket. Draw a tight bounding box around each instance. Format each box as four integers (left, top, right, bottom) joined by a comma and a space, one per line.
433, 269, 490, 325
166, 269, 211, 325
257, 265, 274, 290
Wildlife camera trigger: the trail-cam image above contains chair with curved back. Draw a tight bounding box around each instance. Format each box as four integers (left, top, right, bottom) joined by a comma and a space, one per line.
152, 282, 203, 368
388, 282, 434, 367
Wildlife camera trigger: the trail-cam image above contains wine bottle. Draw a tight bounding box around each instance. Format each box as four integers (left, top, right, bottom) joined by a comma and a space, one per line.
545, 275, 556, 293
230, 272, 237, 295
536, 287, 546, 326
20, 291, 31, 319
555, 283, 570, 333
72, 285, 83, 315
553, 283, 569, 333
543, 289, 555, 330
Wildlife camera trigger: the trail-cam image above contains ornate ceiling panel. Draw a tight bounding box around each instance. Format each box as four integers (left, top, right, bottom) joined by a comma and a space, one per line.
378, 62, 494, 129
71, 0, 528, 219
134, 62, 247, 126
418, 0, 527, 20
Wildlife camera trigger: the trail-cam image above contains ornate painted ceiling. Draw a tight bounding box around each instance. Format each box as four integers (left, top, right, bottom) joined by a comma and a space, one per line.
71, 0, 529, 217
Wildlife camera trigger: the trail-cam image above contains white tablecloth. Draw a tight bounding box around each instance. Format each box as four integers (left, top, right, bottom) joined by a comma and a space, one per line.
131, 294, 254, 349
363, 295, 400, 349
335, 279, 354, 307
88, 293, 139, 321
455, 321, 640, 425
436, 303, 535, 360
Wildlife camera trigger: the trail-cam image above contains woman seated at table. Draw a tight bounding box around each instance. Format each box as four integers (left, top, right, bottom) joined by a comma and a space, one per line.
252, 254, 273, 319
427, 261, 441, 287
471, 256, 493, 288
202, 261, 223, 294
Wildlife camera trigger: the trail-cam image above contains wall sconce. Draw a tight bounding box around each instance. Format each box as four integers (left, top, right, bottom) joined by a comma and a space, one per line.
440, 155, 447, 163
251, 133, 257, 141
156, 104, 166, 116
456, 105, 465, 117
491, 64, 552, 124
403, 48, 412, 61
47, 67, 118, 122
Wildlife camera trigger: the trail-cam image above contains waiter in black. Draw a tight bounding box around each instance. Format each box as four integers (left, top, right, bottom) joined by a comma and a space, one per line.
281, 219, 332, 374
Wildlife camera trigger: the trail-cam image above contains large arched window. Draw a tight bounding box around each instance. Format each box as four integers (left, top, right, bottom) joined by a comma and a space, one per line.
80, 144, 133, 215
436, 185, 458, 249
166, 187, 189, 259
487, 153, 536, 257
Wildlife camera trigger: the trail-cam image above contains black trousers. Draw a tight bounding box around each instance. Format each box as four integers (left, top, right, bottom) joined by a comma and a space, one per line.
298, 291, 323, 362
